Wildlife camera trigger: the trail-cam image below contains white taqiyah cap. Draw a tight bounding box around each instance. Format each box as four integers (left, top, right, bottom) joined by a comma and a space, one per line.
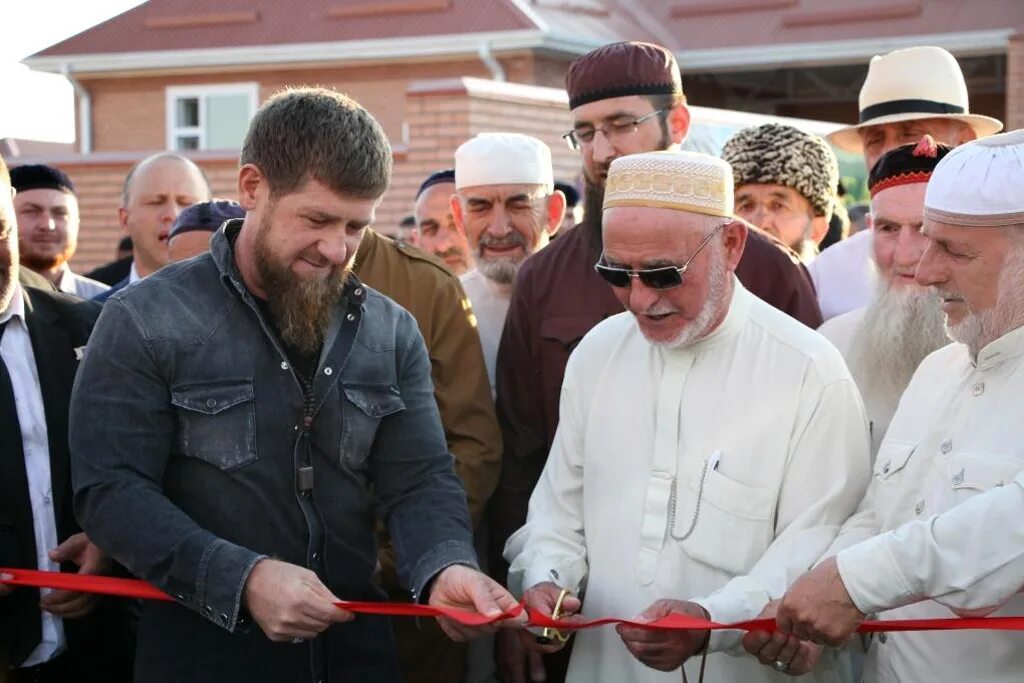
603, 150, 735, 217
454, 133, 554, 191
924, 128, 1024, 227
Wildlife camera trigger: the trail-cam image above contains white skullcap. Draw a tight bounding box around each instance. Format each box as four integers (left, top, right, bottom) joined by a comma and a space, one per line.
604, 150, 734, 217
454, 133, 554, 191
924, 129, 1024, 227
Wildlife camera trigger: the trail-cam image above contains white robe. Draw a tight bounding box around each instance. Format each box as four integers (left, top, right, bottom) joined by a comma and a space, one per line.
829, 324, 1024, 682
818, 307, 894, 457
506, 280, 871, 683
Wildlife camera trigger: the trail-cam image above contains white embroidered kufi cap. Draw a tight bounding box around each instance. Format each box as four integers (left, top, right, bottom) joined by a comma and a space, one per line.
924, 129, 1024, 227
454, 133, 554, 191
603, 150, 734, 217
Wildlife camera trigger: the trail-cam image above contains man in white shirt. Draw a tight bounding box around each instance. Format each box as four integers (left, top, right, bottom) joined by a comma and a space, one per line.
811, 46, 1002, 321
722, 123, 838, 264
11, 164, 108, 299
95, 152, 212, 301
757, 130, 1024, 683
818, 138, 951, 456
0, 156, 131, 681
452, 133, 565, 391
505, 150, 871, 683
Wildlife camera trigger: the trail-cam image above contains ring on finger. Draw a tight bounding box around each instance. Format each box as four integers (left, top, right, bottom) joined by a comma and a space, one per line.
773, 660, 789, 672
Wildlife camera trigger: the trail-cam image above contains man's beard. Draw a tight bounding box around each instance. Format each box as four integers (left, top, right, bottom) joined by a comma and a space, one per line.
641, 239, 730, 349
942, 251, 1024, 357
253, 215, 348, 356
20, 249, 70, 273
476, 230, 529, 285
848, 280, 949, 407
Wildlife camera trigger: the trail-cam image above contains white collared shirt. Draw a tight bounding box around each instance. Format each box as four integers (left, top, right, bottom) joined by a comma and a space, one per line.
809, 229, 875, 321
129, 261, 141, 284
0, 285, 65, 666
56, 267, 110, 300
506, 280, 870, 683
830, 324, 1024, 682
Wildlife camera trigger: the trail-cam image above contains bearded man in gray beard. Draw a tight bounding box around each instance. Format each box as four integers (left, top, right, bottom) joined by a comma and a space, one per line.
819, 137, 952, 454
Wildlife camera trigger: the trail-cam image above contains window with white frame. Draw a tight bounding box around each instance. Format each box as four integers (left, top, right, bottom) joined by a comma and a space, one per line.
166, 84, 259, 151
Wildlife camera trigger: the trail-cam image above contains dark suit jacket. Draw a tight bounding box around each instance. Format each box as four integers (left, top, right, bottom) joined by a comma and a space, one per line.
0, 285, 132, 678
91, 276, 128, 303
84, 256, 132, 287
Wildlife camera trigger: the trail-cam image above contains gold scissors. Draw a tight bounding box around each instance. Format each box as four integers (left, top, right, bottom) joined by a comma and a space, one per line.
535, 588, 572, 645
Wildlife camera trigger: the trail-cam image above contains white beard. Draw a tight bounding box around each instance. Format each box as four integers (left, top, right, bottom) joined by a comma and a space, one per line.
944, 254, 1024, 357
647, 241, 730, 349
847, 280, 950, 408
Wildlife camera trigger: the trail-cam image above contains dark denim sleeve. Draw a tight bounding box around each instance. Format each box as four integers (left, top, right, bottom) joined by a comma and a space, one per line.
370, 313, 478, 601
69, 299, 264, 631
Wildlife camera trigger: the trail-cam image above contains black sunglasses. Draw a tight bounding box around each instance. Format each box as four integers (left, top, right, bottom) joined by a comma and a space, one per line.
594, 223, 724, 290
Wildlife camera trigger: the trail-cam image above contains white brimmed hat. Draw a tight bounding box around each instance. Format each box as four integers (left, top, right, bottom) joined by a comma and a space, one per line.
827, 46, 1003, 153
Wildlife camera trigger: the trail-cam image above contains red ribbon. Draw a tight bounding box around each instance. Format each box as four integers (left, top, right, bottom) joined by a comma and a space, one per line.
5, 568, 1024, 633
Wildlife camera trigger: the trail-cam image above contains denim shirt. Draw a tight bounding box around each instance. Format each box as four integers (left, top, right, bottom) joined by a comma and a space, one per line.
69, 221, 477, 682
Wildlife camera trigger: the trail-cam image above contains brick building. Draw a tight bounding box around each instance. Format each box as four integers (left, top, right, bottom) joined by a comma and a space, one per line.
10, 0, 1024, 271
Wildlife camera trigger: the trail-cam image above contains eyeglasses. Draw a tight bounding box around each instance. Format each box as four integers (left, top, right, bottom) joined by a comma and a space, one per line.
562, 108, 667, 151
594, 223, 724, 290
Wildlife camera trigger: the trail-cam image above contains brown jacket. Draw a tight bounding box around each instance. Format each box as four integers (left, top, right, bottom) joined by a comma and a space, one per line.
354, 230, 500, 683
353, 229, 500, 544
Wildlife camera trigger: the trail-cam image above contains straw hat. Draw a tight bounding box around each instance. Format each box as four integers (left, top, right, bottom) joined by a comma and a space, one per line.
827, 46, 1003, 153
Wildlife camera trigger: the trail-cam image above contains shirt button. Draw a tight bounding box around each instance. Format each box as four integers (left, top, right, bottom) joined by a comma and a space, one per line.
346, 313, 356, 322
206, 399, 217, 409
312, 552, 320, 561
940, 440, 953, 454
881, 460, 891, 474
354, 288, 363, 296
281, 361, 289, 370
324, 367, 333, 376
972, 382, 985, 396
914, 500, 925, 515
951, 468, 965, 486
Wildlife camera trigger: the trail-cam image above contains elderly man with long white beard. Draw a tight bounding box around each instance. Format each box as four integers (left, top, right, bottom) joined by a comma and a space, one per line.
818, 137, 952, 455
745, 129, 1024, 683
504, 150, 871, 683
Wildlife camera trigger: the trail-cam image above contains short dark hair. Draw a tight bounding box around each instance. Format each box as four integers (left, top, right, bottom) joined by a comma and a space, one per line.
645, 93, 686, 142
118, 236, 133, 251
122, 152, 212, 206
241, 87, 392, 200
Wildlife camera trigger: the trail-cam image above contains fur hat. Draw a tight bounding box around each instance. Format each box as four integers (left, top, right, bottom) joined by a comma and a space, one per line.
722, 123, 838, 220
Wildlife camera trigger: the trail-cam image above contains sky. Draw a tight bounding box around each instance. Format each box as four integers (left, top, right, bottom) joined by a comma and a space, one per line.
0, 1, 147, 142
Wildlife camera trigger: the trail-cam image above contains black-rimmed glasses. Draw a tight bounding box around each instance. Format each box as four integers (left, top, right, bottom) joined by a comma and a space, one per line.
562, 108, 667, 151
594, 223, 724, 290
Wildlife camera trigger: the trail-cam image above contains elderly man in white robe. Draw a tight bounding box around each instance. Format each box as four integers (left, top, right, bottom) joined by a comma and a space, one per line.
818, 137, 952, 456
504, 150, 872, 683
747, 129, 1024, 683
453, 133, 565, 393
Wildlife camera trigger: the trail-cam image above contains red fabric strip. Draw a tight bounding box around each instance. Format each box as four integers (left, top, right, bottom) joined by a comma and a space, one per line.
5, 568, 1024, 633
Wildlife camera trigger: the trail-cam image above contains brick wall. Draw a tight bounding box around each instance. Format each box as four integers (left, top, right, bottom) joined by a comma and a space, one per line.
1008, 33, 1024, 133
9, 78, 580, 273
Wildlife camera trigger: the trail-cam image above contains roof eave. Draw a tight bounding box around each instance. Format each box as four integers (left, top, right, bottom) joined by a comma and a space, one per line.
23, 29, 600, 75
677, 29, 1014, 72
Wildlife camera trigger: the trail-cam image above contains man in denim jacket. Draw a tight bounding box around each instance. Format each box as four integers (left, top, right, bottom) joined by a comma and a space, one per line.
69, 87, 521, 683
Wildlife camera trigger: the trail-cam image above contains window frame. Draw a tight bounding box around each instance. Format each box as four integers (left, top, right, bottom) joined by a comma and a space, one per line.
165, 82, 260, 151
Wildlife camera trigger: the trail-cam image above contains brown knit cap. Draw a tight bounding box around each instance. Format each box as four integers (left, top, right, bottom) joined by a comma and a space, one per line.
566, 41, 683, 110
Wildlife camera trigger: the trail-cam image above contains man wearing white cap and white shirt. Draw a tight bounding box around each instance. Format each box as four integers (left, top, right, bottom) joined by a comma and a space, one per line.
811, 45, 1002, 321
504, 150, 870, 683
749, 130, 1024, 683
453, 133, 565, 392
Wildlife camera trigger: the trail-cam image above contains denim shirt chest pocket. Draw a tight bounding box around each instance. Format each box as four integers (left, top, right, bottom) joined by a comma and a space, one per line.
340, 383, 405, 469
170, 379, 258, 471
